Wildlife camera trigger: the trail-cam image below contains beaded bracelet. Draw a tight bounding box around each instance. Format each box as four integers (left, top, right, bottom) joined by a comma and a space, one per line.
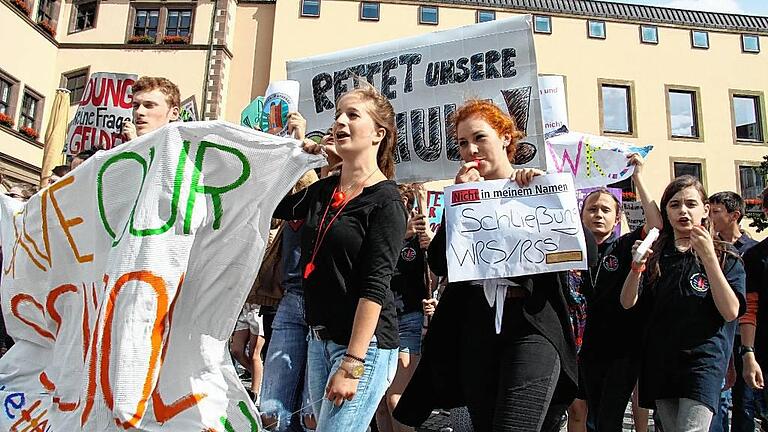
631, 263, 646, 273
343, 353, 365, 363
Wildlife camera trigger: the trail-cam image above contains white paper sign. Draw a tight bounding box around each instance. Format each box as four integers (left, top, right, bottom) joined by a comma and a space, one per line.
539, 75, 568, 135
287, 16, 545, 182
444, 173, 587, 283
623, 200, 645, 232
0, 121, 323, 431
66, 72, 138, 155
545, 132, 653, 189
262, 80, 300, 136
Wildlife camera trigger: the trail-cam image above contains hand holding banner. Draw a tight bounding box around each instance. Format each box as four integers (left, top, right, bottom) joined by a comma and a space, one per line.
444, 173, 587, 283
545, 132, 653, 189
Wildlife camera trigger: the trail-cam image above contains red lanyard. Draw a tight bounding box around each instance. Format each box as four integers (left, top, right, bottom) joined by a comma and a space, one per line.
303, 185, 357, 279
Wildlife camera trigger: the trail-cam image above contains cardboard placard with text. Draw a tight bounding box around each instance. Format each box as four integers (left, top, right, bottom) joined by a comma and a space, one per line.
287, 15, 544, 182
66, 72, 138, 155
444, 174, 587, 282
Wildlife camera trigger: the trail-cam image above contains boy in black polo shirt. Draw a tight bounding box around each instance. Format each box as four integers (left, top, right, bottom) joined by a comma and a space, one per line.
739, 187, 768, 398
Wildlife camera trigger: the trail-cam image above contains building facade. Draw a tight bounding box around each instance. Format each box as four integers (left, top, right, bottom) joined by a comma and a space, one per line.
1, 0, 767, 232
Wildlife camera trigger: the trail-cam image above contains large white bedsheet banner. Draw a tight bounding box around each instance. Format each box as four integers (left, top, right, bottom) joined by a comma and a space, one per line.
0, 121, 322, 431
287, 15, 544, 183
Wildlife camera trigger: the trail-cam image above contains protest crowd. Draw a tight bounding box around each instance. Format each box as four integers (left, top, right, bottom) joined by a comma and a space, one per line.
1, 61, 767, 432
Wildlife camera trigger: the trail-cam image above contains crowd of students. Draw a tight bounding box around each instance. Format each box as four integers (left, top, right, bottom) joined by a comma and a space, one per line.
1, 75, 767, 432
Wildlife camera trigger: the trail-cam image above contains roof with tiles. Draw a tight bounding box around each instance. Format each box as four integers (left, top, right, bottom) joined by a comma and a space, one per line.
413, 0, 768, 34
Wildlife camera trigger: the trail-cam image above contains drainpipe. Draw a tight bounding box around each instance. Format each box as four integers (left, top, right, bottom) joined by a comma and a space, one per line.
201, 0, 218, 120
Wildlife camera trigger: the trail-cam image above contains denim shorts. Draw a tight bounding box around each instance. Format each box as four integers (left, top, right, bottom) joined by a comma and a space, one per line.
398, 311, 424, 355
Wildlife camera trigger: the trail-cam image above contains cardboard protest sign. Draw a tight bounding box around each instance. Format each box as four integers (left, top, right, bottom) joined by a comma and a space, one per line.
545, 132, 653, 189
539, 75, 568, 135
444, 173, 587, 282
66, 72, 138, 155
623, 200, 645, 232
576, 187, 622, 237
241, 96, 264, 129
426, 190, 444, 234
287, 16, 544, 182
179, 96, 199, 122
0, 121, 323, 431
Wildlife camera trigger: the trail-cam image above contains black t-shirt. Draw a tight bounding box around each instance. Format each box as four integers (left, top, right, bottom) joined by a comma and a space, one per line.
579, 227, 648, 360
273, 175, 406, 349
391, 236, 429, 315
745, 238, 768, 365
638, 244, 746, 411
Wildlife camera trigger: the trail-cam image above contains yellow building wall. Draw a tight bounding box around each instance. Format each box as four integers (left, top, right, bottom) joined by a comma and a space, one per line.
224, 2, 275, 123
56, 48, 209, 120
0, 6, 57, 175
57, 0, 215, 45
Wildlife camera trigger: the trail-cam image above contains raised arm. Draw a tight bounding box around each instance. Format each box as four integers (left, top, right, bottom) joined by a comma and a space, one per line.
629, 153, 663, 232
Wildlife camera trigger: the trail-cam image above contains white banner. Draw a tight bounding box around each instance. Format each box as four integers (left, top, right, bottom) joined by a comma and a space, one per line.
66, 72, 138, 155
0, 121, 323, 431
545, 132, 653, 189
287, 16, 544, 183
444, 174, 587, 283
539, 75, 568, 135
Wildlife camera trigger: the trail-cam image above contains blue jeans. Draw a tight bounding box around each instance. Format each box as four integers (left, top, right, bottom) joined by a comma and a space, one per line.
709, 388, 731, 432
260, 290, 313, 432
307, 336, 398, 432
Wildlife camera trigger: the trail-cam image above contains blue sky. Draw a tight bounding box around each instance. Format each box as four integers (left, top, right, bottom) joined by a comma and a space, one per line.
611, 0, 768, 16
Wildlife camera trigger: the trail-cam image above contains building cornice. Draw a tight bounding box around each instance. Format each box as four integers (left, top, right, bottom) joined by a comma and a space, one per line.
385, 0, 768, 35
0, 125, 45, 150
57, 43, 235, 59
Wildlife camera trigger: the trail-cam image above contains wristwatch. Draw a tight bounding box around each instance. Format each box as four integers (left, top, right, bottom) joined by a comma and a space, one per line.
739, 345, 755, 357
340, 358, 365, 379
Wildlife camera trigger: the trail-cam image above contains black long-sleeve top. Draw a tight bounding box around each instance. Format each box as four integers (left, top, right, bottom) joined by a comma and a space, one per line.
273, 175, 406, 349
395, 216, 589, 426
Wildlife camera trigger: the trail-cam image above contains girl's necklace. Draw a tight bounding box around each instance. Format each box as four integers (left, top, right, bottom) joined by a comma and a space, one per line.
330, 169, 378, 209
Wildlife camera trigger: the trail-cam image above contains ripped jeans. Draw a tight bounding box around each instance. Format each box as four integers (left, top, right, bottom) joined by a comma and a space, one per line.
260, 290, 313, 431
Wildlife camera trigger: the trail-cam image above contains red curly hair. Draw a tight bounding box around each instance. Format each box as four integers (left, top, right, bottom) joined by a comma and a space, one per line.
452, 100, 525, 163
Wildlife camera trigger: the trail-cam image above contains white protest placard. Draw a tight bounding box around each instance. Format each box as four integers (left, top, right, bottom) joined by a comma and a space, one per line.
262, 80, 300, 136
287, 16, 544, 182
539, 75, 568, 135
623, 200, 645, 232
66, 72, 138, 155
179, 95, 199, 122
444, 173, 587, 283
545, 132, 653, 189
0, 121, 323, 431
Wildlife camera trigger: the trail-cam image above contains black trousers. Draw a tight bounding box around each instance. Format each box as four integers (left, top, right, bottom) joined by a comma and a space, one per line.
581, 355, 640, 432
459, 298, 566, 432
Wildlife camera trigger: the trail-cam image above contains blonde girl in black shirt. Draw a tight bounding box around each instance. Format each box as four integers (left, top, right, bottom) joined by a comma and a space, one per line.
273, 84, 406, 432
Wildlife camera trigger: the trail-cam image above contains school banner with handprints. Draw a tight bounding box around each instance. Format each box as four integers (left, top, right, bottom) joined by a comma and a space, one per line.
545, 132, 653, 189
66, 72, 138, 155
287, 15, 544, 183
444, 174, 587, 282
0, 121, 323, 431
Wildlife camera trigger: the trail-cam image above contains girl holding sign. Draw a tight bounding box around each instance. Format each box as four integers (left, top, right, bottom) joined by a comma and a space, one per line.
621, 175, 745, 431
395, 100, 582, 431
577, 154, 662, 431
273, 84, 406, 432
